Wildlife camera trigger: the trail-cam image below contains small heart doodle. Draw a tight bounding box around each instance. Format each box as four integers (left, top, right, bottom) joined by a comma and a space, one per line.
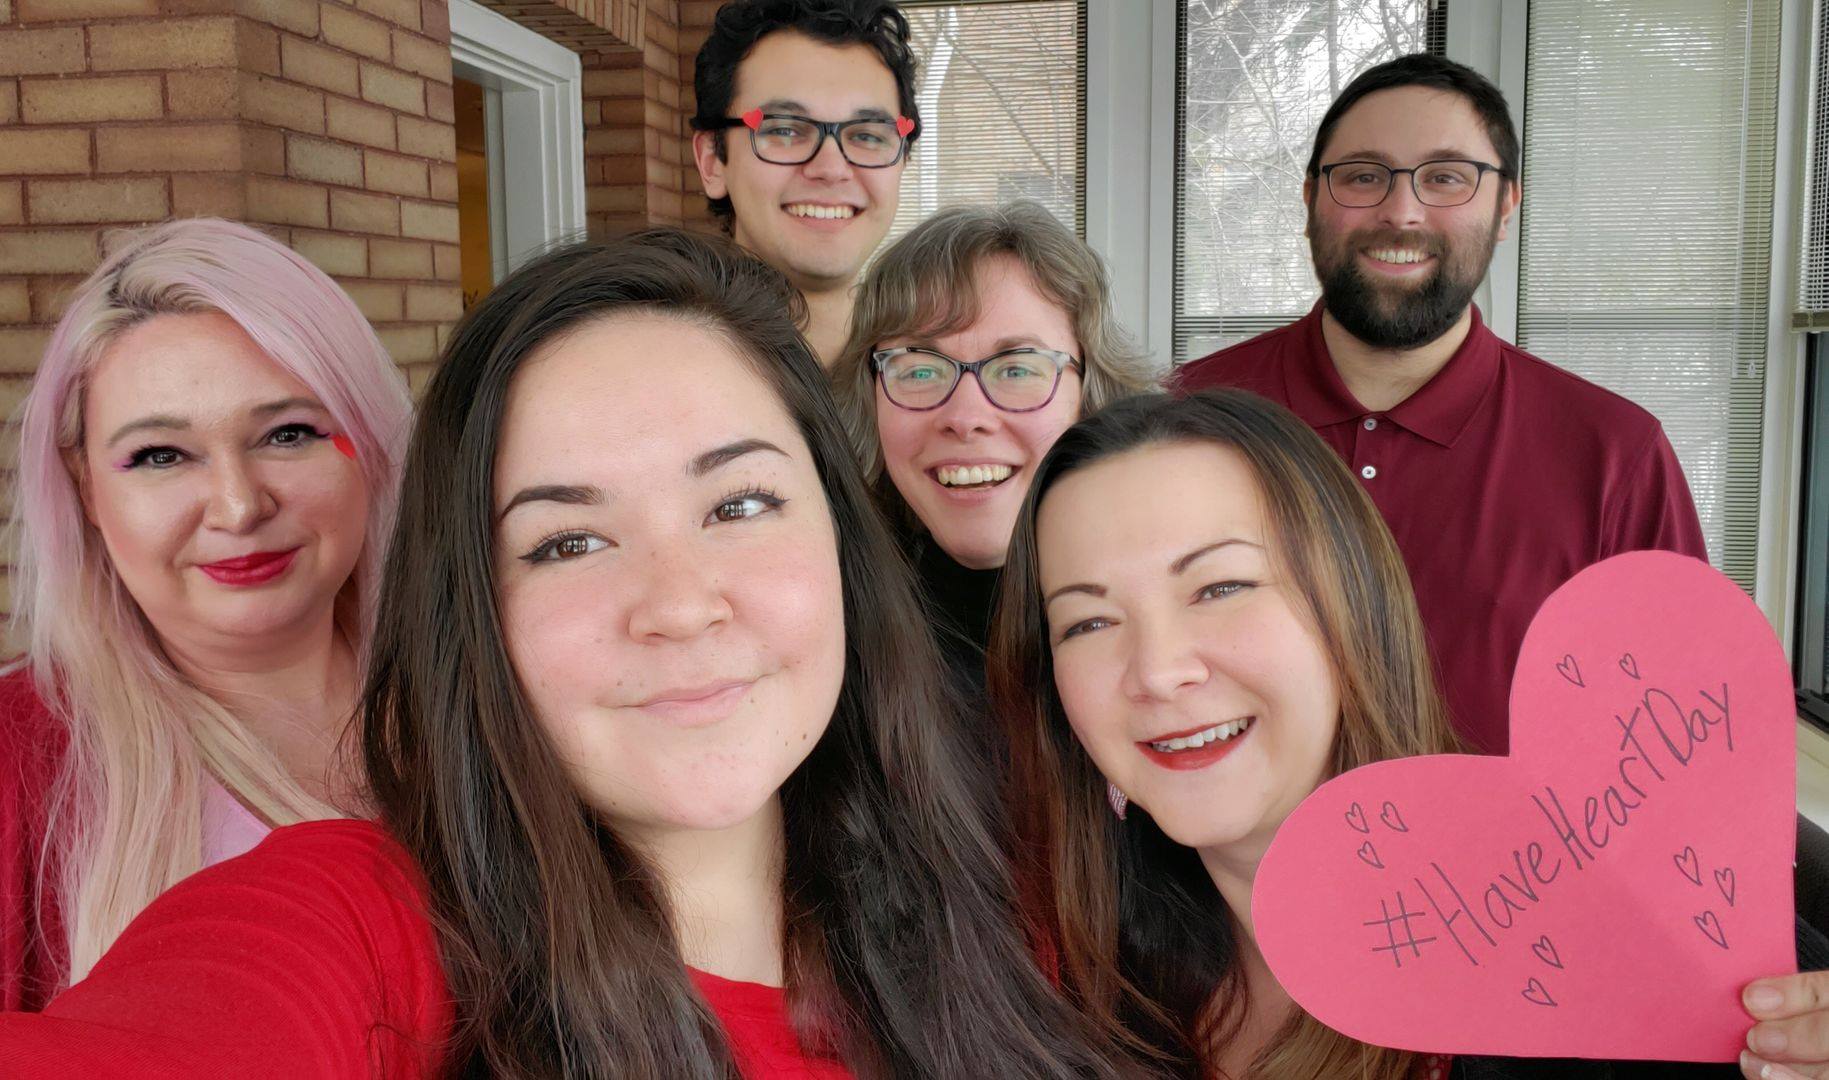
1694, 910, 1729, 950
1714, 867, 1737, 907
1555, 654, 1584, 688
1521, 978, 1557, 1007
1355, 841, 1384, 870
1673, 845, 1702, 886
1379, 800, 1409, 833
1619, 653, 1640, 680
1344, 802, 1370, 834
1530, 935, 1563, 970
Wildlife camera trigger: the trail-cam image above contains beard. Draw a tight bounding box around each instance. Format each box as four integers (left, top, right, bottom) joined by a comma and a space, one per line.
1310, 207, 1502, 351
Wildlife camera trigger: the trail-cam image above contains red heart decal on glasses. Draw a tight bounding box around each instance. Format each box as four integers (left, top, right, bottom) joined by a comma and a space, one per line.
895, 116, 915, 139
1252, 552, 1796, 1061
740, 107, 763, 130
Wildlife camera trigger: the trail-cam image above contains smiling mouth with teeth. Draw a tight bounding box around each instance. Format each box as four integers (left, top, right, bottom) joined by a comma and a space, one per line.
1364, 247, 1431, 265
934, 464, 1014, 489
786, 204, 858, 220
1148, 717, 1254, 752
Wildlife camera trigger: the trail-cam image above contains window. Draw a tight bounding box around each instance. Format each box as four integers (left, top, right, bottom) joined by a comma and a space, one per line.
1172, 0, 1446, 361
1514, 0, 1780, 592
1798, 0, 1829, 727
1800, 340, 1829, 726
890, 0, 1087, 246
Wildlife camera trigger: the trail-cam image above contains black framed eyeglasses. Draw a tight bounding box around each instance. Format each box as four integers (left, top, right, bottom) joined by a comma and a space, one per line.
1317, 159, 1508, 208
703, 108, 915, 169
873, 346, 1082, 413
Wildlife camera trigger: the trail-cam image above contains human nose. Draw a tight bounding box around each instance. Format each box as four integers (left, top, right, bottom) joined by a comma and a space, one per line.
934, 368, 1003, 438
800, 128, 856, 181
202, 455, 276, 533
625, 542, 734, 643
1120, 614, 1208, 702
1377, 169, 1429, 228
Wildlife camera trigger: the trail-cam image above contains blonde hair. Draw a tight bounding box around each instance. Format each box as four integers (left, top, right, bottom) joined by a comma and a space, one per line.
9, 219, 412, 985
832, 201, 1157, 483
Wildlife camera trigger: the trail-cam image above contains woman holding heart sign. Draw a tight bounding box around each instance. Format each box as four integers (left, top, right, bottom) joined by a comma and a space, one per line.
989, 389, 1829, 1079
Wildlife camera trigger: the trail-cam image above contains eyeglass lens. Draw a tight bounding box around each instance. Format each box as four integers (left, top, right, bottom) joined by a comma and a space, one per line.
881, 351, 1062, 411
1327, 161, 1485, 207
752, 117, 903, 167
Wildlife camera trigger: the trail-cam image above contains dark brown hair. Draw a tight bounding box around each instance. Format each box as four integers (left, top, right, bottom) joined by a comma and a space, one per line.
362, 228, 1157, 1079
989, 390, 1461, 1080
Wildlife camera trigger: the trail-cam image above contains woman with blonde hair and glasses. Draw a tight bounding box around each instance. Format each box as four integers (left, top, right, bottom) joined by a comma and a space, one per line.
831, 200, 1156, 702
0, 217, 412, 1009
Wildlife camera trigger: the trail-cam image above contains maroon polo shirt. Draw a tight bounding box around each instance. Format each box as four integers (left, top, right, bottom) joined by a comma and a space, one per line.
1170, 303, 1707, 754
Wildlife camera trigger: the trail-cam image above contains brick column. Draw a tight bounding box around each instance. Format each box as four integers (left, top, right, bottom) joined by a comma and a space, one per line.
0, 0, 463, 395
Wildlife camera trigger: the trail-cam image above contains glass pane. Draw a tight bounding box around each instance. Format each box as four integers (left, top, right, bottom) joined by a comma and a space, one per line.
1516, 0, 1779, 591
890, 0, 1085, 249
1174, 0, 1439, 361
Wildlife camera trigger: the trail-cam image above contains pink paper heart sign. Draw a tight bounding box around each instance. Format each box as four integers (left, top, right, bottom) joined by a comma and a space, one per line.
1253, 551, 1797, 1060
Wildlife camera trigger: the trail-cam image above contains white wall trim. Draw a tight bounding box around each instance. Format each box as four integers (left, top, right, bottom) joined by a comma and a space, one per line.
1758, 0, 1816, 649
1083, 0, 1177, 374
1443, 0, 1526, 344
450, 0, 587, 276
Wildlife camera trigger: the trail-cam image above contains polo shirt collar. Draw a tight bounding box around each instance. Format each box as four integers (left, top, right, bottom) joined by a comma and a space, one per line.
1283, 300, 1502, 448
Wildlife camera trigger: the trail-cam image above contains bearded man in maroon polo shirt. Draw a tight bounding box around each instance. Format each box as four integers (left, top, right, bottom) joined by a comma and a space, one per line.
1172, 55, 1706, 755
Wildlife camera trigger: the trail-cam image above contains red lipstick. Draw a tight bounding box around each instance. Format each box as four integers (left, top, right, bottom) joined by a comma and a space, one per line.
1137, 718, 1254, 772
198, 549, 299, 587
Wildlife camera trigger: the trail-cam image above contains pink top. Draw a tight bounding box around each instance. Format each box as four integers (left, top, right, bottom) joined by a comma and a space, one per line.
200, 777, 270, 867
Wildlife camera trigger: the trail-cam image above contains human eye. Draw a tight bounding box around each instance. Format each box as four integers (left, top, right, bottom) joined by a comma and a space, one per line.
266, 422, 330, 448
707, 486, 785, 524
846, 125, 889, 148
123, 444, 187, 470
1195, 580, 1252, 603
894, 362, 945, 383
1056, 616, 1112, 643
521, 531, 611, 564
1338, 165, 1384, 186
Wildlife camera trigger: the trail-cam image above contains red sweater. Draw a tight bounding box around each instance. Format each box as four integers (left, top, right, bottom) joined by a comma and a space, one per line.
0, 819, 854, 1079
0, 667, 67, 1012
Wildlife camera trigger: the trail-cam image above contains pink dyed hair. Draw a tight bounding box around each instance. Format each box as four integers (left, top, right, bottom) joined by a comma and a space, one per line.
14, 217, 412, 661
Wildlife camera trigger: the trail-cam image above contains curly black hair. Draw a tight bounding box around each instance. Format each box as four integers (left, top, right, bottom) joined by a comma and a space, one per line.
690, 0, 921, 223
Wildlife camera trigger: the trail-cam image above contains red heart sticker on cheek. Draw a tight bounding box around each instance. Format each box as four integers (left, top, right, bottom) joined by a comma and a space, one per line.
895, 116, 915, 139
1252, 551, 1796, 1061
741, 108, 763, 130
331, 434, 357, 461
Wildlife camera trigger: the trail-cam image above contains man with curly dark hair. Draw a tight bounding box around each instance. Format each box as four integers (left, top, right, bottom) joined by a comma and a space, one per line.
691, 0, 920, 367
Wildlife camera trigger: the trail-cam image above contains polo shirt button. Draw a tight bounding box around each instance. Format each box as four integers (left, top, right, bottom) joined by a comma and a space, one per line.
1363, 417, 1378, 430
1361, 465, 1377, 479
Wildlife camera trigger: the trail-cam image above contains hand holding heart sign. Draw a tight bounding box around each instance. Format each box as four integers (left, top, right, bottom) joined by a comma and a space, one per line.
1253, 551, 1797, 1061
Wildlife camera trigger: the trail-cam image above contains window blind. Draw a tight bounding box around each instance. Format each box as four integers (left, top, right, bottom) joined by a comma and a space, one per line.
1172, 0, 1446, 363
889, 0, 1087, 246
1798, 0, 1829, 322
1515, 0, 1780, 592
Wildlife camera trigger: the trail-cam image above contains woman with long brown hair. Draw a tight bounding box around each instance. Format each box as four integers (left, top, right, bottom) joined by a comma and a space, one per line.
0, 229, 1155, 1080
990, 389, 1829, 1080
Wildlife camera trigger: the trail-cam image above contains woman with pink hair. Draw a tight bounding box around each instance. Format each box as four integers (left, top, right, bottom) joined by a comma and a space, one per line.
0, 217, 412, 1009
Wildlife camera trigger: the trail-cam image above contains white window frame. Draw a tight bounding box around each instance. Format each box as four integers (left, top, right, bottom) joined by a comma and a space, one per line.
449, 0, 587, 281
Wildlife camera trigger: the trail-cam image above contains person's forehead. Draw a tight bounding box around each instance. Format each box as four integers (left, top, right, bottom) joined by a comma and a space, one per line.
1317, 85, 1498, 164
732, 29, 899, 112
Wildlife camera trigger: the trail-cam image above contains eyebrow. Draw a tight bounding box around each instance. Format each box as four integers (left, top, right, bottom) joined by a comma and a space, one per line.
497, 439, 788, 522
1043, 538, 1261, 608
105, 396, 329, 448
690, 437, 787, 477
497, 483, 605, 522
1327, 148, 1481, 166
758, 98, 895, 121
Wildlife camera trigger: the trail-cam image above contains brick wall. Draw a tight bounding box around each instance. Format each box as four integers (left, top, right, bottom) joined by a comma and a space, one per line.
0, 0, 464, 403
580, 0, 693, 239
